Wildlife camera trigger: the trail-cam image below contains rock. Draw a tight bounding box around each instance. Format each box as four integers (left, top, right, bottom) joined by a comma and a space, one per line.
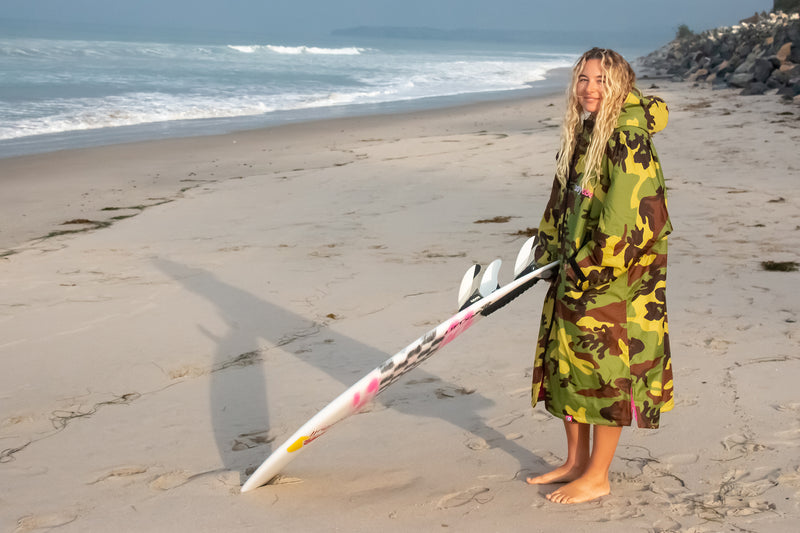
777, 76, 800, 98
734, 55, 758, 75
777, 83, 800, 98
788, 19, 800, 42
792, 42, 800, 63
767, 67, 790, 87
776, 42, 793, 62
753, 57, 778, 81
730, 70, 755, 87
741, 81, 768, 95
714, 59, 735, 76
711, 78, 730, 90
687, 68, 710, 81
637, 10, 800, 98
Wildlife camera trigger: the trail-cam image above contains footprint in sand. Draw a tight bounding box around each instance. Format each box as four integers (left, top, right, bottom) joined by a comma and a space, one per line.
661, 468, 781, 521
716, 468, 779, 499
14, 511, 78, 533
595, 498, 645, 520
434, 385, 475, 399
773, 402, 800, 413
87, 465, 149, 484
436, 486, 492, 509
530, 410, 553, 422
777, 465, 800, 487
486, 412, 524, 429
464, 436, 489, 451
650, 517, 683, 531
721, 433, 767, 454
148, 470, 192, 491
231, 429, 278, 451
769, 427, 800, 447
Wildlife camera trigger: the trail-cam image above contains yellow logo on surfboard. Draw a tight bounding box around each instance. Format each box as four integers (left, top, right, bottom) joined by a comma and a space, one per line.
287, 426, 330, 452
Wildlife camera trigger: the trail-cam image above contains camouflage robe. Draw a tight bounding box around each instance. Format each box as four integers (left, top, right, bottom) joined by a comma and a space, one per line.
531, 89, 674, 428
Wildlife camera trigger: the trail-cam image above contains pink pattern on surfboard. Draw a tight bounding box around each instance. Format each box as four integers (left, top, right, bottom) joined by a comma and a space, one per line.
440, 311, 474, 348
352, 377, 380, 410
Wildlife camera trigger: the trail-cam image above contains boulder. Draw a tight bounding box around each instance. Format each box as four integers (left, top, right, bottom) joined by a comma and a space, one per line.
719, 39, 736, 59
767, 67, 791, 87
741, 81, 768, 95
754, 57, 778, 81
777, 82, 800, 98
792, 41, 800, 62
714, 59, 735, 75
776, 41, 793, 62
730, 70, 755, 87
637, 11, 800, 97
687, 68, 710, 81
734, 54, 758, 74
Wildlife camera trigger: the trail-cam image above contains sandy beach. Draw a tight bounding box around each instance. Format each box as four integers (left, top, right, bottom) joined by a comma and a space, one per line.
1, 82, 799, 532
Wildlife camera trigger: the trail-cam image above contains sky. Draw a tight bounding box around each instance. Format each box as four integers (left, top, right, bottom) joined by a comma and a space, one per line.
1, 0, 776, 44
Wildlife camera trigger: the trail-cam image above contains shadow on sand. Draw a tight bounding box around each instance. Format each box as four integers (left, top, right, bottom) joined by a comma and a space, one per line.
154, 258, 542, 486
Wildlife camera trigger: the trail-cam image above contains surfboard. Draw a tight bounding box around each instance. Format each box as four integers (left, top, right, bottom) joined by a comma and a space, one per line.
240, 236, 557, 492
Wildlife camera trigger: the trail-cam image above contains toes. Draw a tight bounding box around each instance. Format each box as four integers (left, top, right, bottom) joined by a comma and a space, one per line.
545, 489, 575, 504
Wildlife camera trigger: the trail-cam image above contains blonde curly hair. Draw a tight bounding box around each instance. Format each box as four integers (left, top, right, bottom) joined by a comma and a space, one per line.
555, 48, 636, 189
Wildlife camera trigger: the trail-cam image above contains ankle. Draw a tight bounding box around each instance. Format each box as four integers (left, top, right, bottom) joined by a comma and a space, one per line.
564, 456, 589, 471
576, 466, 610, 485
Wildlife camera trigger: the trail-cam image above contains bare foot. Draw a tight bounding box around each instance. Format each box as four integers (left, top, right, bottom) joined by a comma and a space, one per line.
526, 463, 585, 485
545, 476, 610, 504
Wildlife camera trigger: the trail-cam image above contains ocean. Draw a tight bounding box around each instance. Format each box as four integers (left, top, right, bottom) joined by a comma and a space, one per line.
0, 24, 653, 158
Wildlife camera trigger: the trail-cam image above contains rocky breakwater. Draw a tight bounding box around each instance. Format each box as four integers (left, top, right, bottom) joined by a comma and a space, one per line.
639, 11, 800, 101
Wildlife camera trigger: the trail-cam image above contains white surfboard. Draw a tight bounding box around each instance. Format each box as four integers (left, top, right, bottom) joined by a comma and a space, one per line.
241, 237, 557, 492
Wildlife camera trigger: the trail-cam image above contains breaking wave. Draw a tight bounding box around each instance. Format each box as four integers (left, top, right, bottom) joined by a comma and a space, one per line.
228, 44, 366, 55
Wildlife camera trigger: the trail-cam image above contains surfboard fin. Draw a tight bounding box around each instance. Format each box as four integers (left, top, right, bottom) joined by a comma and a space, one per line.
479, 259, 501, 297
457, 264, 482, 310
513, 235, 537, 279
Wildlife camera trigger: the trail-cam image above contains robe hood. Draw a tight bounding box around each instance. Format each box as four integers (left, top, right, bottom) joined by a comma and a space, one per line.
616, 89, 668, 135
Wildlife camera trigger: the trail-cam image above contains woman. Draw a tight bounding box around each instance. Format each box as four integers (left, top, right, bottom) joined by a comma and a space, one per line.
525, 48, 673, 504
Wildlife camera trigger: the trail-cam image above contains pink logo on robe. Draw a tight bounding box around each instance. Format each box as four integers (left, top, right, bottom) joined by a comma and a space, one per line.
440, 311, 474, 348
352, 377, 380, 410
572, 183, 594, 198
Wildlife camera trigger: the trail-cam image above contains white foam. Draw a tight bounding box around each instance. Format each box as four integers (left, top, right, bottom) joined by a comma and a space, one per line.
227, 45, 258, 54
1, 34, 578, 145
226, 44, 366, 55
266, 44, 365, 55
0, 93, 274, 141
